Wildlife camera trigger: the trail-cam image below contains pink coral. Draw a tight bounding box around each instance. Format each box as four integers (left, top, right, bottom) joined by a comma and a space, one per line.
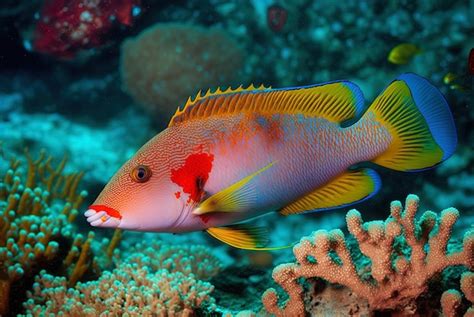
120, 23, 244, 117
262, 195, 474, 316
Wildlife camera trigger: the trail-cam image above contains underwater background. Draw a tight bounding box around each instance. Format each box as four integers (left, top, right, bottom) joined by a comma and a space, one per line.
0, 0, 473, 316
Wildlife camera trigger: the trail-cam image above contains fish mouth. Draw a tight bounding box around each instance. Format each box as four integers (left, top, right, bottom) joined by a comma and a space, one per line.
85, 205, 122, 228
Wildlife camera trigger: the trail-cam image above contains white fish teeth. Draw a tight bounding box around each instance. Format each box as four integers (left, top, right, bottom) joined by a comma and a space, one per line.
87, 211, 106, 222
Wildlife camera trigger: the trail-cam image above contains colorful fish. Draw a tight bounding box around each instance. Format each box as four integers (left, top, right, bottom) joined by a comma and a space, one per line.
388, 43, 422, 65
32, 0, 140, 58
85, 73, 457, 250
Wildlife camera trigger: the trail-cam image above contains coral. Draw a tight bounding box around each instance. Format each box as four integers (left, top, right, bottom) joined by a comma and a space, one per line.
21, 262, 216, 316
116, 240, 222, 281
441, 272, 474, 317
0, 151, 96, 315
120, 23, 244, 116
262, 195, 474, 316
0, 107, 153, 187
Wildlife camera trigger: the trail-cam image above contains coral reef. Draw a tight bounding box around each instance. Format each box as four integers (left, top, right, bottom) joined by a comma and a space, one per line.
120, 23, 245, 117
120, 241, 222, 280
441, 272, 474, 317
0, 107, 153, 187
262, 195, 474, 316
21, 240, 221, 316
0, 151, 103, 315
22, 263, 216, 316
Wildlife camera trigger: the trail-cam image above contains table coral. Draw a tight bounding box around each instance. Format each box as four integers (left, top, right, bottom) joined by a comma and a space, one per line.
262, 194, 474, 316
0, 150, 96, 315
120, 23, 244, 117
22, 262, 216, 317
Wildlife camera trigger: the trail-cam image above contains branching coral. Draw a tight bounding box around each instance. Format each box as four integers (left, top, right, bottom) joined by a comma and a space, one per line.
441, 272, 474, 317
120, 23, 244, 116
0, 150, 96, 315
262, 195, 474, 316
21, 262, 216, 316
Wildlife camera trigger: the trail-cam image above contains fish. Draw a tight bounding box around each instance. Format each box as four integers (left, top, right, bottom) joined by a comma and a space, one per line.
443, 72, 471, 92
85, 73, 457, 250
32, 0, 141, 58
388, 43, 422, 65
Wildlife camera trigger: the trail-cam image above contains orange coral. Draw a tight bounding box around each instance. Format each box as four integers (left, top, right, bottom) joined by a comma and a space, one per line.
120, 23, 244, 117
441, 272, 474, 317
262, 195, 474, 316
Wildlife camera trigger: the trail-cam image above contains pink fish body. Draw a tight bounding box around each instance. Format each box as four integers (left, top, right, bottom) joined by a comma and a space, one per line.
85, 74, 456, 249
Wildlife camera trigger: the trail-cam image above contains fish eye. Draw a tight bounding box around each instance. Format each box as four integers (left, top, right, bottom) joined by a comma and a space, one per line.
131, 165, 152, 183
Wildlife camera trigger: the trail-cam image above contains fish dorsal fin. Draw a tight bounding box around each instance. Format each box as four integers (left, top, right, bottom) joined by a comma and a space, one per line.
280, 168, 381, 216
168, 81, 365, 127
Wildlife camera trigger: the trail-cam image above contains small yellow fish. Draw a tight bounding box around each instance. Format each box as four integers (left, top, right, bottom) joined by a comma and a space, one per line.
443, 72, 458, 85
388, 43, 422, 65
443, 72, 471, 92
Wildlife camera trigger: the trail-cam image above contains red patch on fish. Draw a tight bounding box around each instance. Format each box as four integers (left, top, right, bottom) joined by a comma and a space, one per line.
199, 214, 212, 224
170, 152, 214, 203
89, 204, 122, 219
469, 48, 474, 75
174, 191, 181, 199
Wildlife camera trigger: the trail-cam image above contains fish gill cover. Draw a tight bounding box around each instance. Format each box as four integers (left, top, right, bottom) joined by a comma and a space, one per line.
0, 0, 473, 316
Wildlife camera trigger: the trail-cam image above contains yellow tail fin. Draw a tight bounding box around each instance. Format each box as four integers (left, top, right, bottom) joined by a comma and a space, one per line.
366, 73, 457, 171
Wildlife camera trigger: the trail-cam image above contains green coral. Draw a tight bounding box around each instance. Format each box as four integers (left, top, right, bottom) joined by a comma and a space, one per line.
0, 151, 92, 315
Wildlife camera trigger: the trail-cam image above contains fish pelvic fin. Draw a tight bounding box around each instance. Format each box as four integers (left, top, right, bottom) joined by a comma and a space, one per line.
206, 224, 292, 250
365, 73, 457, 171
280, 168, 381, 215
193, 162, 275, 215
169, 80, 365, 127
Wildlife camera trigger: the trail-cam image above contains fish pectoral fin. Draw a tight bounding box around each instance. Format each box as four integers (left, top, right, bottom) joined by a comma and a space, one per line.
207, 224, 291, 250
280, 168, 381, 216
193, 162, 275, 215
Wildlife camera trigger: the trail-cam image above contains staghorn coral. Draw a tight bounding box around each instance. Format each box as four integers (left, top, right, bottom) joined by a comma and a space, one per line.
21, 262, 216, 317
119, 240, 222, 280
262, 195, 474, 316
441, 271, 474, 317
0, 150, 99, 315
120, 23, 244, 117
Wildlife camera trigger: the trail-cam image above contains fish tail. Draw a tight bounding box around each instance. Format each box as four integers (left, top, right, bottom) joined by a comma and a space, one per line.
365, 73, 457, 171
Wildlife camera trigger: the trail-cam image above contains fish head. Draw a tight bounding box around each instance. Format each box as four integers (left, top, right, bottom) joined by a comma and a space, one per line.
84, 136, 184, 232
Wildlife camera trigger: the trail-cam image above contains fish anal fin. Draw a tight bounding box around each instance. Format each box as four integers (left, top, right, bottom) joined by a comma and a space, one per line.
280, 168, 381, 216
193, 162, 274, 215
169, 81, 365, 126
206, 224, 291, 250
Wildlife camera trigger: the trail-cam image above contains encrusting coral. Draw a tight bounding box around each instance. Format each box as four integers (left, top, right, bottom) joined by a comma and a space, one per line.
21, 240, 221, 316
262, 195, 474, 316
0, 150, 109, 315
